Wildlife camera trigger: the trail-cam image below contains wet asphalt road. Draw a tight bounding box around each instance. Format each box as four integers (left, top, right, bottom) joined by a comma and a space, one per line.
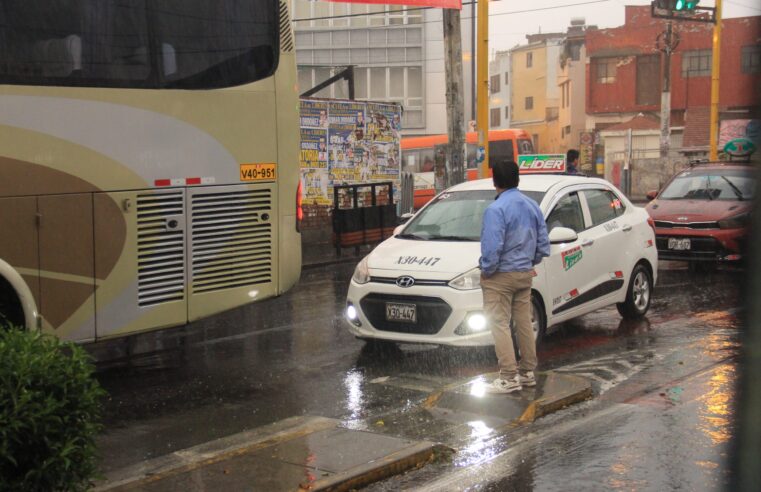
90, 261, 743, 490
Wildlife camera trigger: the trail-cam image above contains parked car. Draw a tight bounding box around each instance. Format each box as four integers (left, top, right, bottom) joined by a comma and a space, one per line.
645, 163, 755, 266
345, 174, 658, 347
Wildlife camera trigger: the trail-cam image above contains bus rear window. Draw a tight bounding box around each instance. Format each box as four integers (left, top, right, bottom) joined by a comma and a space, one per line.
0, 0, 279, 89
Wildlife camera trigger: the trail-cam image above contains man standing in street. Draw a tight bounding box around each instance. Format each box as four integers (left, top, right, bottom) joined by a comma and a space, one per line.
566, 149, 580, 174
480, 160, 550, 393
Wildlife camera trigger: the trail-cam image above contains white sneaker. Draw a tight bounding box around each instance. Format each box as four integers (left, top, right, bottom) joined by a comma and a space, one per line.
519, 371, 536, 387
489, 376, 522, 394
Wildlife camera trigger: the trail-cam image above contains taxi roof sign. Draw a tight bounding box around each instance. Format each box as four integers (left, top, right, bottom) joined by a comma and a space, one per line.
517, 154, 566, 174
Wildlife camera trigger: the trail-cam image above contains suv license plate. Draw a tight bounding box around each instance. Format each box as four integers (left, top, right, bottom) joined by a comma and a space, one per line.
386, 303, 417, 323
668, 238, 691, 250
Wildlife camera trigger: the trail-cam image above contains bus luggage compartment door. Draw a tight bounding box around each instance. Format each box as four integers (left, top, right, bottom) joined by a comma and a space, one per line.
94, 190, 188, 339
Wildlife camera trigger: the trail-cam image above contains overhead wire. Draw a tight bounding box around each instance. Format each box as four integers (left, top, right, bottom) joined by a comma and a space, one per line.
292, 0, 613, 24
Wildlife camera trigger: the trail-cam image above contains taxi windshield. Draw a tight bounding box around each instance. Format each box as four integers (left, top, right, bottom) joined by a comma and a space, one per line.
400, 190, 545, 241
660, 169, 756, 201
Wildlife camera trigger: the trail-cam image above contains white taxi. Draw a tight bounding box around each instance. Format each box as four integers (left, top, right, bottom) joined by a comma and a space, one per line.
345, 172, 658, 347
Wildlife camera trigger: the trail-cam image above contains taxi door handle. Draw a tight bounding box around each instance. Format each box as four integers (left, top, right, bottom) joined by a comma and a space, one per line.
622, 224, 633, 232
581, 239, 595, 247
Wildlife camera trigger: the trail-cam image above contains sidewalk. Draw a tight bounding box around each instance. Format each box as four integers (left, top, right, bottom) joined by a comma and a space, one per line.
95, 372, 591, 492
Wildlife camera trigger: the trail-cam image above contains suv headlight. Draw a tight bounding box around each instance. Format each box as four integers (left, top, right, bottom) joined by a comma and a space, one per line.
449, 267, 481, 290
718, 212, 750, 229
352, 256, 370, 284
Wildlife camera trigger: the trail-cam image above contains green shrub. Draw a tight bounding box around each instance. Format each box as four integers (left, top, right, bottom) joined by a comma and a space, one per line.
0, 329, 105, 491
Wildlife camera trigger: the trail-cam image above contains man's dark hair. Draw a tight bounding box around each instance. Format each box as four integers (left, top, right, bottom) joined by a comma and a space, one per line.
567, 149, 580, 163
492, 160, 520, 190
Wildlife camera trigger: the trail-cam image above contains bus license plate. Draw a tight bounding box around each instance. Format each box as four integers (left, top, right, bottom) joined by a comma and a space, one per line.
386, 303, 416, 323
668, 238, 691, 250
240, 163, 277, 181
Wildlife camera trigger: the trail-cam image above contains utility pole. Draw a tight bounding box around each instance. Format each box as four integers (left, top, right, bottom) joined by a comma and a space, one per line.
443, 9, 466, 187
709, 0, 722, 160
476, 0, 489, 178
658, 22, 676, 162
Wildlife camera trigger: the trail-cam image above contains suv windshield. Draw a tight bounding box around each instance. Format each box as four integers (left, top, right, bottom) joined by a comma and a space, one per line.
401, 190, 545, 241
660, 169, 756, 201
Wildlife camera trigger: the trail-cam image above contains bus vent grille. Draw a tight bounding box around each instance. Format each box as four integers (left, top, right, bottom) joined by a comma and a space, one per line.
190, 189, 273, 294
279, 1, 294, 52
136, 192, 186, 307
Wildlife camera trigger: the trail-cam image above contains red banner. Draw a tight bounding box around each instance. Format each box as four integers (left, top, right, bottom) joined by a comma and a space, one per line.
324, 0, 461, 9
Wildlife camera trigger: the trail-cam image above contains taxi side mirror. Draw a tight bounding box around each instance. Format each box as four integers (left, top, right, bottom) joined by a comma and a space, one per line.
646, 190, 658, 200
398, 212, 414, 224
549, 227, 578, 244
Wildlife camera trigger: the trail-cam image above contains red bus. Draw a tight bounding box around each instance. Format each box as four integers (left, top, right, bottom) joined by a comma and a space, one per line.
401, 129, 535, 208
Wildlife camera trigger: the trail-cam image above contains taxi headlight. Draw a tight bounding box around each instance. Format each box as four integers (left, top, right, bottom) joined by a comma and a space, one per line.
449, 267, 481, 290
352, 256, 370, 284
466, 313, 487, 331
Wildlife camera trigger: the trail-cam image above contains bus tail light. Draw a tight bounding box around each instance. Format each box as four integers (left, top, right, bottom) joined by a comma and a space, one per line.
296, 181, 303, 232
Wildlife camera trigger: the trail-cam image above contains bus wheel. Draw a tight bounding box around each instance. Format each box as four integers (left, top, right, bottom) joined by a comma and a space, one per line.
0, 277, 24, 330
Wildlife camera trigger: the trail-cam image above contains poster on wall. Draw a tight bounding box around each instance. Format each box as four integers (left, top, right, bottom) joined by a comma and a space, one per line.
299, 99, 402, 206
299, 127, 331, 205
719, 119, 760, 148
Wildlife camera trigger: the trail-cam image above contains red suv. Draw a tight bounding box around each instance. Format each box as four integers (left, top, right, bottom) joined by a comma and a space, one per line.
645, 163, 755, 265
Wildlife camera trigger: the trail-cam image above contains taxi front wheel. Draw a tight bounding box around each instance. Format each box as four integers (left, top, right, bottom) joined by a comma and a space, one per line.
617, 264, 652, 319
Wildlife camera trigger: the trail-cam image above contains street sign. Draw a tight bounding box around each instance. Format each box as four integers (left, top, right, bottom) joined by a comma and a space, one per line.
517, 154, 566, 173
723, 138, 757, 158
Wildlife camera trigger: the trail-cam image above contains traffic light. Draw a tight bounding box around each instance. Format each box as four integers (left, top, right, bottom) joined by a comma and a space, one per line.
654, 0, 699, 12
674, 0, 699, 11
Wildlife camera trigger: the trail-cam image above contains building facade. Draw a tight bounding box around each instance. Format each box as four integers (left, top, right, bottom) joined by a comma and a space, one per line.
510, 33, 564, 153
292, 1, 477, 136
585, 5, 761, 154
489, 50, 510, 130
557, 19, 593, 153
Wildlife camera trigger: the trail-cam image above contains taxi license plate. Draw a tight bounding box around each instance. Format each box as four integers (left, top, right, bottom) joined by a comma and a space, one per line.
386, 303, 416, 323
668, 238, 691, 251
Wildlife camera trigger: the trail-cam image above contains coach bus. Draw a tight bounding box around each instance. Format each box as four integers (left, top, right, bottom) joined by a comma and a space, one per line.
401, 129, 535, 208
0, 1, 302, 342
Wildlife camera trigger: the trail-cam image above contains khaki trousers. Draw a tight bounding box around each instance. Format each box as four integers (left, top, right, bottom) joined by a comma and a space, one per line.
481, 271, 536, 379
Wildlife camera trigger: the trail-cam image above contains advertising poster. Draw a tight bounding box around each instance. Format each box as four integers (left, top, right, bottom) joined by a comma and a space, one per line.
299, 99, 401, 206
299, 128, 331, 205
300, 100, 328, 129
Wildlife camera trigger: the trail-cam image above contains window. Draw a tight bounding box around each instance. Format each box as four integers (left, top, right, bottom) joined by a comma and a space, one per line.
490, 74, 501, 93
583, 189, 625, 226
526, 52, 533, 68
742, 45, 761, 74
564, 125, 571, 137
490, 107, 501, 127
504, 72, 509, 85
546, 192, 585, 233
682, 50, 712, 77
0, 0, 279, 89
595, 57, 617, 84
637, 54, 660, 105
504, 106, 509, 119
525, 96, 534, 110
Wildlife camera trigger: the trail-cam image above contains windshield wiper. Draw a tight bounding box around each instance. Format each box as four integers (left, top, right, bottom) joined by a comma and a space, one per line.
395, 233, 428, 240
705, 175, 714, 200
720, 176, 745, 200
427, 235, 478, 241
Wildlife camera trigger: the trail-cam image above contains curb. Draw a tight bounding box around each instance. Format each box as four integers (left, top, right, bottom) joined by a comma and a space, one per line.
516, 374, 594, 424
305, 442, 451, 492
95, 416, 452, 492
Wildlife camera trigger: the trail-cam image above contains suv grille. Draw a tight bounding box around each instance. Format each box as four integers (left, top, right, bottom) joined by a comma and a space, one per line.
656, 236, 724, 259
360, 294, 452, 335
654, 220, 719, 230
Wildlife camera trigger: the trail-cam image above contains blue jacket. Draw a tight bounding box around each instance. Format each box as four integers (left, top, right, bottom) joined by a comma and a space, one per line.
479, 188, 550, 276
